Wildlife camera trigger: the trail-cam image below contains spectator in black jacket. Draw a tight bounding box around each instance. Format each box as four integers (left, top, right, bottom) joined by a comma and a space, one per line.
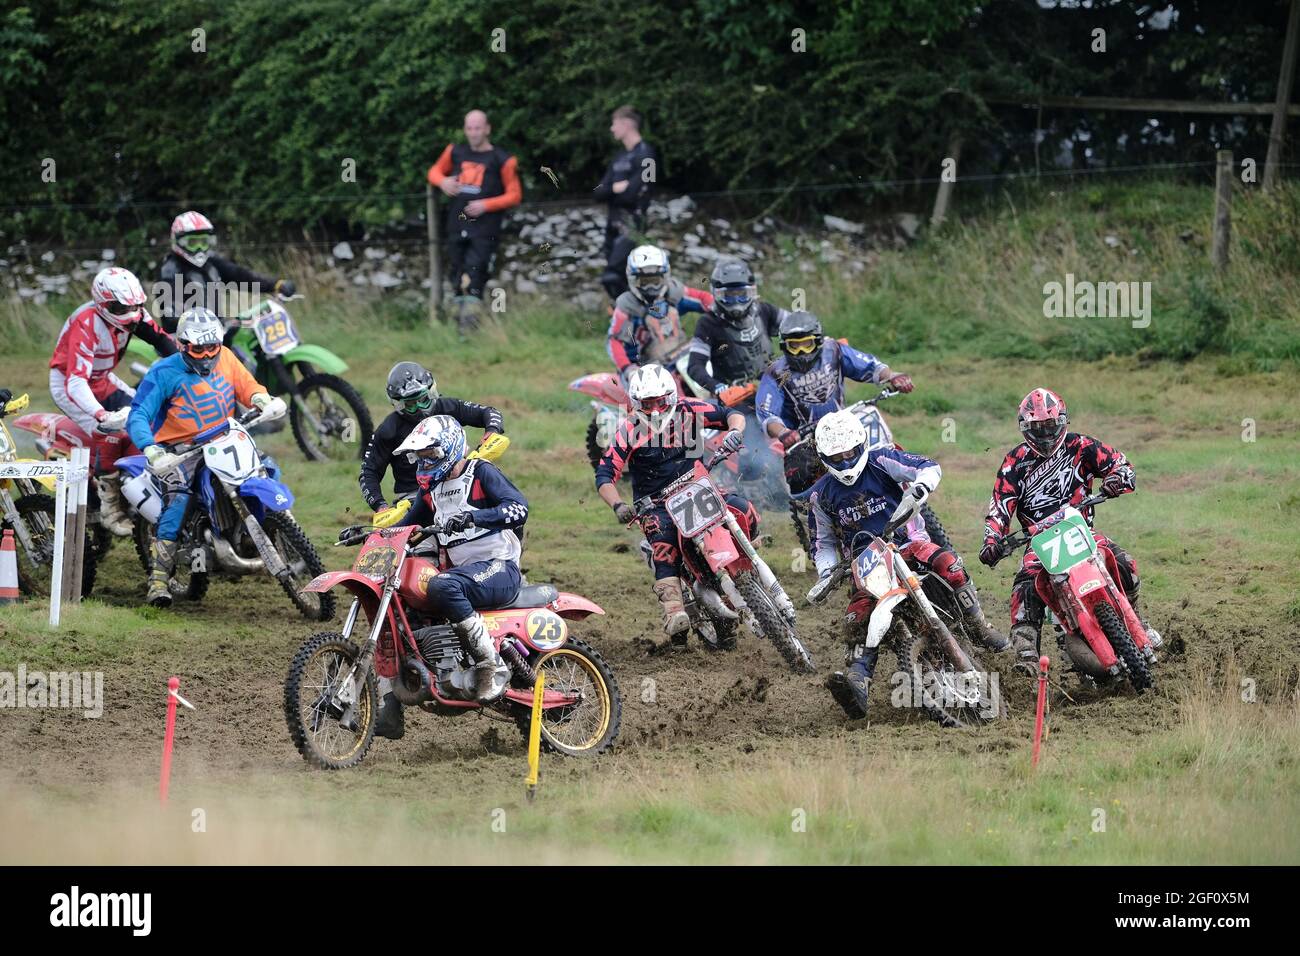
360, 362, 505, 520
594, 106, 660, 301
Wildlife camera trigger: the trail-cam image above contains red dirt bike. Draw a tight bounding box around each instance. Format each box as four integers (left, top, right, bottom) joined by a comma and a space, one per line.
285, 521, 622, 769
632, 446, 815, 672
994, 494, 1156, 692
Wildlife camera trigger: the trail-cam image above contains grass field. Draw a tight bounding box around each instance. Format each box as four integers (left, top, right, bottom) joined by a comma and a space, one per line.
2, 182, 1298, 864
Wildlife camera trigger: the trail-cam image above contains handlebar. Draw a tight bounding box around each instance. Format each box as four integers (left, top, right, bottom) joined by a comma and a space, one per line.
997, 493, 1109, 559
335, 519, 447, 548
794, 388, 900, 440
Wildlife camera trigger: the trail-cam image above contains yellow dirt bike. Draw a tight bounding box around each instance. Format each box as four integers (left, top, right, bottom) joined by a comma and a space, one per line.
0, 394, 97, 596
369, 432, 512, 529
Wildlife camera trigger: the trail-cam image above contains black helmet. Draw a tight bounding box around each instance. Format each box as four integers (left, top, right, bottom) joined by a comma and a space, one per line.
710, 258, 757, 324
386, 362, 438, 420
778, 311, 825, 372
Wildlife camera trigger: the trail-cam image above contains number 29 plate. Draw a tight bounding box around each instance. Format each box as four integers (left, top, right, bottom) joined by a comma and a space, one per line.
665, 479, 725, 537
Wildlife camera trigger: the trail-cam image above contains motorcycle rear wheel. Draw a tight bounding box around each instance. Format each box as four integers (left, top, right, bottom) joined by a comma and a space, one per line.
285, 632, 377, 770
513, 638, 621, 757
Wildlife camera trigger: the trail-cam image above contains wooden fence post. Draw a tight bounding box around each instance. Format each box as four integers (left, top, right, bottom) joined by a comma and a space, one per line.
930, 134, 963, 228
427, 183, 442, 324
1264, 0, 1300, 190
1212, 149, 1233, 272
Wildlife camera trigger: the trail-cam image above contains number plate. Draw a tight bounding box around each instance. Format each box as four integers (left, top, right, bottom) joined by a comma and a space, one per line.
1030, 508, 1098, 575
857, 406, 893, 451
204, 423, 259, 483
851, 541, 895, 597
254, 311, 300, 356
665, 478, 726, 537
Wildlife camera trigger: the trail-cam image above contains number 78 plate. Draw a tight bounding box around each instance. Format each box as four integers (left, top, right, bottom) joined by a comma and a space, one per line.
1030, 508, 1098, 575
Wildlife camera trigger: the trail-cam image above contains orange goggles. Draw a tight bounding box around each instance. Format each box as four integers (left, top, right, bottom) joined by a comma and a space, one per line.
183, 343, 221, 359
782, 335, 819, 356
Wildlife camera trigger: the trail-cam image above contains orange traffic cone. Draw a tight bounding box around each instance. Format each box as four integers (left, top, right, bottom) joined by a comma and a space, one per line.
0, 528, 20, 604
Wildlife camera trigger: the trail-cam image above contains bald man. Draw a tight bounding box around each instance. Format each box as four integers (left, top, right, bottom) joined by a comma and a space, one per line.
428, 110, 523, 327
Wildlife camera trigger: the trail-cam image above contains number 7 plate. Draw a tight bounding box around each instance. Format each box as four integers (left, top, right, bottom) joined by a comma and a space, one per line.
1030, 507, 1098, 575
665, 479, 726, 537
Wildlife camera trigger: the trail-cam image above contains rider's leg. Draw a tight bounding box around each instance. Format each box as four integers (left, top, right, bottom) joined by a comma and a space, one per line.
91, 388, 135, 535
425, 561, 520, 703
903, 540, 1009, 652
147, 489, 191, 608
827, 601, 877, 719
1009, 550, 1046, 667
601, 234, 635, 301
642, 507, 690, 641
374, 676, 405, 740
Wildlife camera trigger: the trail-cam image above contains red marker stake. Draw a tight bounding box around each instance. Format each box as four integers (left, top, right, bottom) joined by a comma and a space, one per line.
160, 676, 180, 803
1032, 655, 1050, 768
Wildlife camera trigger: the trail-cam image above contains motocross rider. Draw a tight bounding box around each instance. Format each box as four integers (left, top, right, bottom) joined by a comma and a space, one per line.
685, 258, 787, 480
594, 363, 790, 644
127, 308, 286, 608
606, 245, 712, 387
157, 211, 296, 334
372, 415, 529, 737
807, 410, 1008, 718
48, 267, 177, 535
979, 388, 1160, 668
359, 361, 506, 526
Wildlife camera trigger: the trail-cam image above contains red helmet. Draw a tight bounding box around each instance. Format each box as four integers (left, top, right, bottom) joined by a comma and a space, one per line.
170, 210, 216, 267
1018, 388, 1069, 457
90, 267, 147, 330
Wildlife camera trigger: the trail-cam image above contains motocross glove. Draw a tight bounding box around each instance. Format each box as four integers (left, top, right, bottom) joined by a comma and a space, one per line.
372, 499, 411, 529
979, 537, 1003, 568
888, 373, 914, 393
778, 428, 801, 449
1101, 474, 1131, 498
252, 392, 288, 420
720, 429, 745, 455
144, 445, 166, 467
95, 407, 130, 433
439, 511, 474, 534
612, 502, 636, 525
274, 278, 297, 298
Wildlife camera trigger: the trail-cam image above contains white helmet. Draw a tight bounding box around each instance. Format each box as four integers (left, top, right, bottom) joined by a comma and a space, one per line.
625, 244, 670, 305
395, 414, 466, 485
175, 307, 225, 376
171, 210, 216, 267
815, 410, 870, 486
626, 363, 678, 434
90, 267, 147, 330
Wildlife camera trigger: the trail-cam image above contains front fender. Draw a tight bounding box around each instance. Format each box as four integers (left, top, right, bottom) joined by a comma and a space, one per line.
283, 343, 348, 375
551, 592, 605, 620
569, 372, 625, 406
302, 570, 383, 605
865, 591, 908, 648
239, 475, 294, 512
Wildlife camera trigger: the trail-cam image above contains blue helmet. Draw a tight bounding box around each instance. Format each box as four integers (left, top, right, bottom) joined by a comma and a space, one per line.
395, 414, 467, 487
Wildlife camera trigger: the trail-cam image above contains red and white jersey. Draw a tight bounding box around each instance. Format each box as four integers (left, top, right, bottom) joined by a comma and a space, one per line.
48, 302, 169, 416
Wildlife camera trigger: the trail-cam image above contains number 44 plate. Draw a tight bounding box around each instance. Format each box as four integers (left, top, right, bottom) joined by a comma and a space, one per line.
1030, 507, 1098, 575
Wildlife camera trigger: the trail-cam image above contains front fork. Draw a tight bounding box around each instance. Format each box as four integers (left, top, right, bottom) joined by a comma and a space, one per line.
268, 354, 325, 435
722, 510, 797, 623
894, 549, 978, 674
0, 485, 43, 560
225, 484, 289, 578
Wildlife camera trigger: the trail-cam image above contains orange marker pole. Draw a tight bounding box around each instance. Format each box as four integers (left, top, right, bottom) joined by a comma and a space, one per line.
160, 676, 180, 803
1032, 656, 1050, 768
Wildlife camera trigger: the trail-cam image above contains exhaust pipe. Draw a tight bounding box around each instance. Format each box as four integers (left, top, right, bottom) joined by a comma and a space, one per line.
392, 657, 434, 705
693, 580, 738, 620
207, 530, 265, 573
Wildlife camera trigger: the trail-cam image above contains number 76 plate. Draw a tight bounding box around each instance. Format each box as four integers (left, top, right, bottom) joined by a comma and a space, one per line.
665, 479, 726, 537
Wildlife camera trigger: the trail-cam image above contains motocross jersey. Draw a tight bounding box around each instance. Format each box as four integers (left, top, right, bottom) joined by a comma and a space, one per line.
686, 302, 787, 394
427, 143, 522, 238
359, 399, 506, 510
756, 340, 887, 431
49, 302, 175, 417
157, 253, 280, 330
606, 279, 713, 372
594, 397, 731, 502
401, 459, 527, 567
809, 447, 942, 577
127, 349, 268, 449
983, 433, 1135, 541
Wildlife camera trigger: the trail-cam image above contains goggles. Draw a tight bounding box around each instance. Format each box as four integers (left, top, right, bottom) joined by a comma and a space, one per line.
638, 395, 674, 415
396, 391, 434, 416
183, 342, 221, 360
782, 335, 819, 356
179, 233, 214, 253
823, 445, 863, 465
716, 284, 755, 307
406, 445, 447, 465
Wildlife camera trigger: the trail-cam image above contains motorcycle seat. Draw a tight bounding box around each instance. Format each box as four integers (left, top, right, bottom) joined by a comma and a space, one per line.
491, 583, 558, 610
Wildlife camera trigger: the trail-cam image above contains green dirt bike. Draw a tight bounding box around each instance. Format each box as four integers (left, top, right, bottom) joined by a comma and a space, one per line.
127, 296, 373, 462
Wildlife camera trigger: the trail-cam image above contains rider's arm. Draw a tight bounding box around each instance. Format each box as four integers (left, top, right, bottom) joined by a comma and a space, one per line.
755, 372, 789, 436
211, 256, 280, 295
871, 447, 942, 495
983, 451, 1021, 541
220, 349, 269, 407
358, 420, 398, 511
1081, 435, 1136, 496
59, 316, 107, 420
675, 285, 715, 315
839, 343, 887, 383
809, 492, 840, 578
606, 308, 636, 373
594, 420, 635, 490
686, 319, 723, 394
132, 315, 178, 357
465, 463, 528, 530
440, 397, 504, 435
478, 155, 522, 213
127, 372, 167, 451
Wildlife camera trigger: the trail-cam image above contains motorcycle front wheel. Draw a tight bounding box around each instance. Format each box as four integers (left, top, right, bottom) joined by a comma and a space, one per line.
10, 493, 98, 597
290, 373, 374, 462
896, 622, 1003, 728
285, 632, 377, 770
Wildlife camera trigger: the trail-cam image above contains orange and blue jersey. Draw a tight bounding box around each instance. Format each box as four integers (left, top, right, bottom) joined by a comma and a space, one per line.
127, 348, 267, 449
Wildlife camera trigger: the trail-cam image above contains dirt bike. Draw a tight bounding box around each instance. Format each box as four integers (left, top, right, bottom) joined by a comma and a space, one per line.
632, 445, 815, 672
119, 407, 333, 620
285, 521, 621, 769
228, 297, 373, 462
995, 494, 1156, 692
808, 494, 1004, 728
783, 387, 953, 556
0, 394, 98, 596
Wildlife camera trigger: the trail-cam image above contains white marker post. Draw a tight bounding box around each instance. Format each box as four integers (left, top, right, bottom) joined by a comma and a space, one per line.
0, 456, 90, 627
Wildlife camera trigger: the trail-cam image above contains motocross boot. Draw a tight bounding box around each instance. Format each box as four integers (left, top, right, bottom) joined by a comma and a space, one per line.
1128, 596, 1163, 651
374, 677, 405, 740
453, 614, 509, 704
1010, 622, 1041, 674
95, 474, 134, 536
146, 539, 177, 608
653, 576, 690, 644
954, 582, 1010, 652
826, 646, 878, 720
